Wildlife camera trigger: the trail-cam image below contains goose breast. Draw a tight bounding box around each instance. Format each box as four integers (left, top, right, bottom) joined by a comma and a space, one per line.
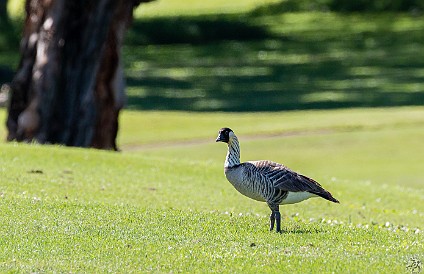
225, 166, 266, 202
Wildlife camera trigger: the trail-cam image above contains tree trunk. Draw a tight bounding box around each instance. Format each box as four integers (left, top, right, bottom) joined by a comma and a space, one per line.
6, 0, 151, 150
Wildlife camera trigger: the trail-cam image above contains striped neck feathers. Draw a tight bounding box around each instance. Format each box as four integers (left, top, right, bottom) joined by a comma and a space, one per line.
225, 134, 240, 168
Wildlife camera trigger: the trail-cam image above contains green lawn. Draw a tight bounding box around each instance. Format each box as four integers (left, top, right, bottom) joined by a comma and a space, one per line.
135, 0, 282, 17
123, 10, 424, 111
0, 107, 423, 272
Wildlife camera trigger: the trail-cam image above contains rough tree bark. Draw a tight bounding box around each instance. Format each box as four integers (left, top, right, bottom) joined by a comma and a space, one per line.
6, 0, 152, 150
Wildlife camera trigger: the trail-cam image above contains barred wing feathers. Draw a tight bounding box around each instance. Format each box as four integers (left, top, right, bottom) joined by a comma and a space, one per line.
248, 160, 339, 203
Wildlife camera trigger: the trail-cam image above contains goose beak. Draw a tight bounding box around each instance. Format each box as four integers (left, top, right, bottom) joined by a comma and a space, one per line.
216, 133, 225, 142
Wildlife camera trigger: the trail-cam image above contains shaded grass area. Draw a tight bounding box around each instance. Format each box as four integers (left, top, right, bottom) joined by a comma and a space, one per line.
124, 12, 424, 111
250, 0, 424, 13
0, 3, 20, 84
126, 15, 272, 45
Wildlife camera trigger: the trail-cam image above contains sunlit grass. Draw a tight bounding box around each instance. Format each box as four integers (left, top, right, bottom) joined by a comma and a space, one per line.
6, 0, 25, 21
116, 107, 424, 147
1, 106, 423, 272
135, 0, 282, 17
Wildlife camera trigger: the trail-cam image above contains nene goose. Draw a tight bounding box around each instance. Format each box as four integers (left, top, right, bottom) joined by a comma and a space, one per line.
216, 127, 339, 232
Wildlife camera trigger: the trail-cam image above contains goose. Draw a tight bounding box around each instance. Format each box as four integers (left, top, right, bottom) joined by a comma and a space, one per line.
216, 127, 339, 232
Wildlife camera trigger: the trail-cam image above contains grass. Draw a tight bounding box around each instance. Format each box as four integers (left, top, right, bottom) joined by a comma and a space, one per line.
116, 106, 424, 146
0, 107, 423, 272
135, 0, 282, 17
122, 11, 424, 111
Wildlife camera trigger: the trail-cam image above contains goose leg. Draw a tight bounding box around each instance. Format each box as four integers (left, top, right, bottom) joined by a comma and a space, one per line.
269, 212, 276, 231
268, 204, 281, 233
275, 211, 281, 233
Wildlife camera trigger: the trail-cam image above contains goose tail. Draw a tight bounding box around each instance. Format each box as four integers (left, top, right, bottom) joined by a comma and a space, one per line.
314, 190, 340, 203
299, 174, 340, 203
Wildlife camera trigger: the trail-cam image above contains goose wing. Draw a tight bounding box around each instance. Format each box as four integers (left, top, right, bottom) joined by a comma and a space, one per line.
249, 160, 339, 203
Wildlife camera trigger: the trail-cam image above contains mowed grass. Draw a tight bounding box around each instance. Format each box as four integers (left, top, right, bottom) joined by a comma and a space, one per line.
124, 10, 424, 112
135, 0, 281, 17
0, 107, 423, 272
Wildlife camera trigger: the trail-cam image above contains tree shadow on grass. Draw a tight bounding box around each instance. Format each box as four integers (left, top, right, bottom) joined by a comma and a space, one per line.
126, 14, 276, 45
124, 6, 424, 112
123, 10, 424, 112
0, 65, 14, 85
124, 30, 424, 111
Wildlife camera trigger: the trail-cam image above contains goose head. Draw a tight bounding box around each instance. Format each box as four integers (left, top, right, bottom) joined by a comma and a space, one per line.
216, 127, 234, 143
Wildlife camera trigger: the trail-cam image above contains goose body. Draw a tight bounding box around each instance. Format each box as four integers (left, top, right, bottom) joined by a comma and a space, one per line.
216, 127, 339, 232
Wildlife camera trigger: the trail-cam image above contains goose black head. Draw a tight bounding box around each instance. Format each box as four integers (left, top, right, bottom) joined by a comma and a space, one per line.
216, 127, 233, 143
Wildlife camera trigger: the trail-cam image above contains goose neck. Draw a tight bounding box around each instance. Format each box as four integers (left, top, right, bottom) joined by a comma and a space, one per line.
225, 136, 240, 168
